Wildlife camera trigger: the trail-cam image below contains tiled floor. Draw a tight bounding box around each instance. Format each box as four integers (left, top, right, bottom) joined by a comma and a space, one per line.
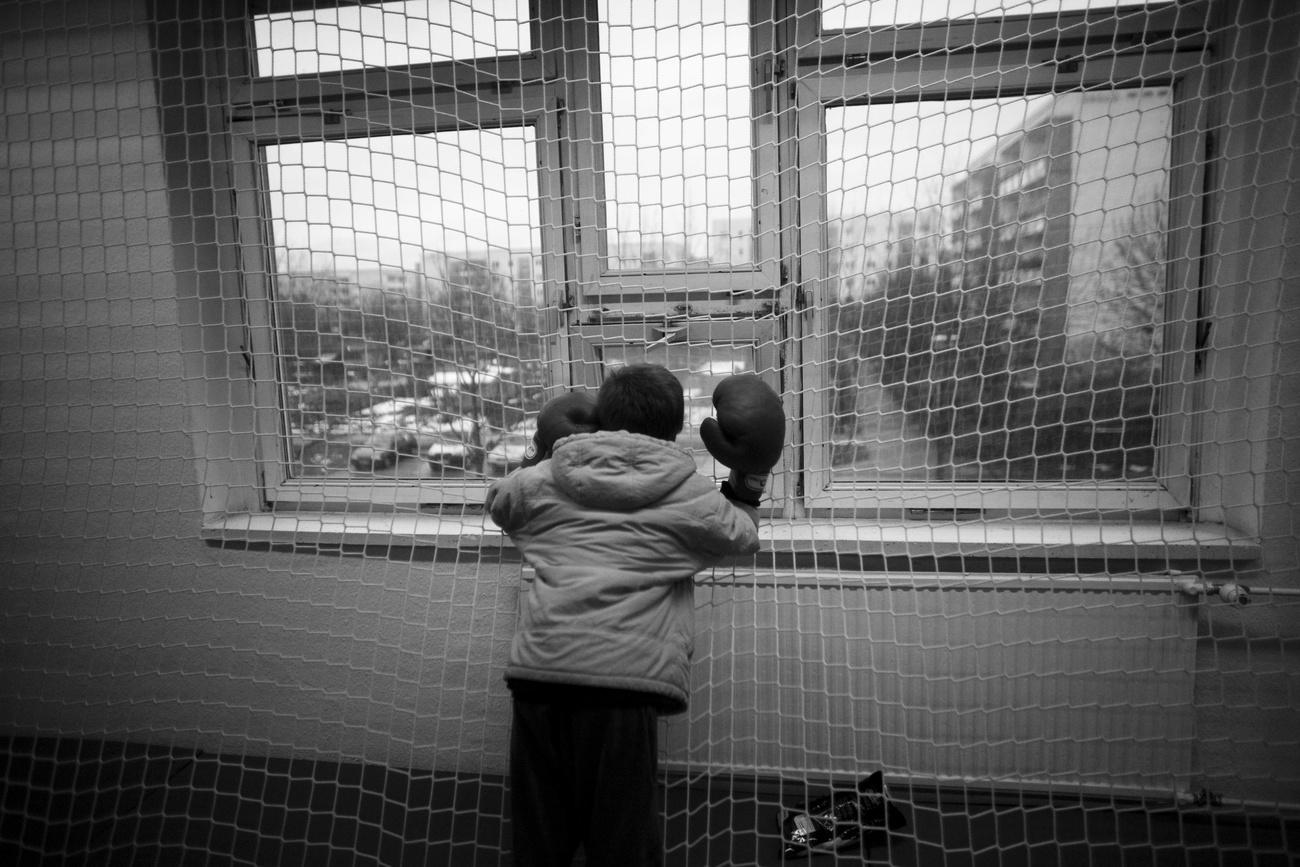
1, 738, 1294, 866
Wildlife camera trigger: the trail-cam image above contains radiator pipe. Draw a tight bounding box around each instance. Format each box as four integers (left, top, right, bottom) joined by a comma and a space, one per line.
709, 571, 1300, 601
1172, 576, 1300, 606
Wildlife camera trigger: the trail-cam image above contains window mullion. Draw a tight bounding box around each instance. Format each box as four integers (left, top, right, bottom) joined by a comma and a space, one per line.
1161, 64, 1213, 512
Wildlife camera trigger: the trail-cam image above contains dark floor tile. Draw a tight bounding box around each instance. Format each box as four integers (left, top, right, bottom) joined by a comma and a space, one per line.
5, 738, 1300, 867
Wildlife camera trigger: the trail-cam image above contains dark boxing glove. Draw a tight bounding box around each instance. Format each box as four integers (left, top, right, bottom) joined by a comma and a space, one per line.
520, 390, 598, 468
699, 374, 785, 506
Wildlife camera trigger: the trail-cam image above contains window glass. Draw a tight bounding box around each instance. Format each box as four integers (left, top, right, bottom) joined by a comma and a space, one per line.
253, 0, 530, 76
262, 129, 543, 481
823, 90, 1171, 483
596, 0, 753, 271
821, 0, 1156, 29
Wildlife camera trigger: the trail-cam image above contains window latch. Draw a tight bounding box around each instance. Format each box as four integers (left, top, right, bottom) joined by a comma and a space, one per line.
759, 56, 787, 114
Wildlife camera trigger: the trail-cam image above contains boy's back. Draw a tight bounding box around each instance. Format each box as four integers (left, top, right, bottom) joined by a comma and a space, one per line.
488, 363, 783, 867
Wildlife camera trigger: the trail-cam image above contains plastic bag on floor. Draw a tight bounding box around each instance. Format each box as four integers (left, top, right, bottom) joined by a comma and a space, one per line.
777, 770, 907, 858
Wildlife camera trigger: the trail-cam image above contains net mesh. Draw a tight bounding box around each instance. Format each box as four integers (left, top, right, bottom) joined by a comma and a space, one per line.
2, 0, 1298, 864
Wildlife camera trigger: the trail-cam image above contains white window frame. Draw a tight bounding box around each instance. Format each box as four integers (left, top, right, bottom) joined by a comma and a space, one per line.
229, 0, 1212, 519
557, 0, 795, 510
788, 1, 1210, 515
231, 0, 796, 511
230, 53, 567, 508
562, 0, 785, 320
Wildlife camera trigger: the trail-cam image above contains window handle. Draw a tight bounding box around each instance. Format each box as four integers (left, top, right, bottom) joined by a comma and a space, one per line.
648, 324, 688, 346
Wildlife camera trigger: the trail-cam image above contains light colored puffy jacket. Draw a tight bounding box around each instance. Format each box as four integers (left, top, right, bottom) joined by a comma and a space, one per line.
486, 430, 760, 713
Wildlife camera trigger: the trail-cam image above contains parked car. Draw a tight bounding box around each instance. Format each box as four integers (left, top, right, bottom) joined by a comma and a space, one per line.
298, 439, 354, 475
484, 429, 534, 476
425, 432, 470, 471
349, 423, 418, 471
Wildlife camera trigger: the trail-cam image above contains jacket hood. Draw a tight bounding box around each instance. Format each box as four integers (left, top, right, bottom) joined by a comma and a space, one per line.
549, 430, 698, 511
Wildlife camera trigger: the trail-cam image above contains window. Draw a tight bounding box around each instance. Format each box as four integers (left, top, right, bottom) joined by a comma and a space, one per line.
820, 0, 1160, 29
572, 0, 780, 313
595, 0, 754, 272
234, 0, 1208, 516
262, 131, 542, 489
236, 1, 559, 507
819, 93, 1170, 486
795, 1, 1207, 513
253, 0, 531, 75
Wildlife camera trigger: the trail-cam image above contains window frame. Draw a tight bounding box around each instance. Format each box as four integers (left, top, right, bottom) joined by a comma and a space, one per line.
231, 0, 795, 512
564, 316, 791, 508
562, 0, 784, 320
228, 0, 1214, 519
787, 1, 1211, 515
230, 59, 567, 508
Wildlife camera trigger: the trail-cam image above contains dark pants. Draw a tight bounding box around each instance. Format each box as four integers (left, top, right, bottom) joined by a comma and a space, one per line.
509, 684, 663, 867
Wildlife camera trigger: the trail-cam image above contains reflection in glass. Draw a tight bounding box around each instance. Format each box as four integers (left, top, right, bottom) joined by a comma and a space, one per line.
262, 130, 543, 481
825, 90, 1170, 483
597, 0, 753, 271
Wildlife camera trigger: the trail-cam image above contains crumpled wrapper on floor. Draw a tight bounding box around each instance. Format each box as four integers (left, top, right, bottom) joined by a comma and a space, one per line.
777, 770, 908, 858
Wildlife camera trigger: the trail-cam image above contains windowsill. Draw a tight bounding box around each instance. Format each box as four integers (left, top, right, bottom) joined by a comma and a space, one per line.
202, 513, 1260, 563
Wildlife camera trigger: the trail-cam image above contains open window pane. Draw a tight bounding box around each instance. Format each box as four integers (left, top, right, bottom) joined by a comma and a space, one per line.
823, 90, 1171, 484
596, 0, 754, 271
253, 0, 531, 76
262, 129, 544, 482
821, 0, 1157, 29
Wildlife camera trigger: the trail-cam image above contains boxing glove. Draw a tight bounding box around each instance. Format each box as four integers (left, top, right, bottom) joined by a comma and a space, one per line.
700, 374, 784, 506
520, 390, 598, 467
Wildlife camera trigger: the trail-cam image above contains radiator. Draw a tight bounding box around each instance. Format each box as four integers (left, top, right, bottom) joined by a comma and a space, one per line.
667, 575, 1197, 795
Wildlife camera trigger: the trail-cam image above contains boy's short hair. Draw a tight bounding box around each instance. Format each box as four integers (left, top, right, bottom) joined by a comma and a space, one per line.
596, 363, 685, 441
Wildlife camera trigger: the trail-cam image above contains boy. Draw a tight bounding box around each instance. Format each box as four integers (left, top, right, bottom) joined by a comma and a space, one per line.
485, 364, 784, 867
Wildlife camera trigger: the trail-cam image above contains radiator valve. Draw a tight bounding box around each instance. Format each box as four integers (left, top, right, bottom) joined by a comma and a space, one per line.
1177, 788, 1224, 808
1175, 577, 1251, 607
1215, 583, 1251, 606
